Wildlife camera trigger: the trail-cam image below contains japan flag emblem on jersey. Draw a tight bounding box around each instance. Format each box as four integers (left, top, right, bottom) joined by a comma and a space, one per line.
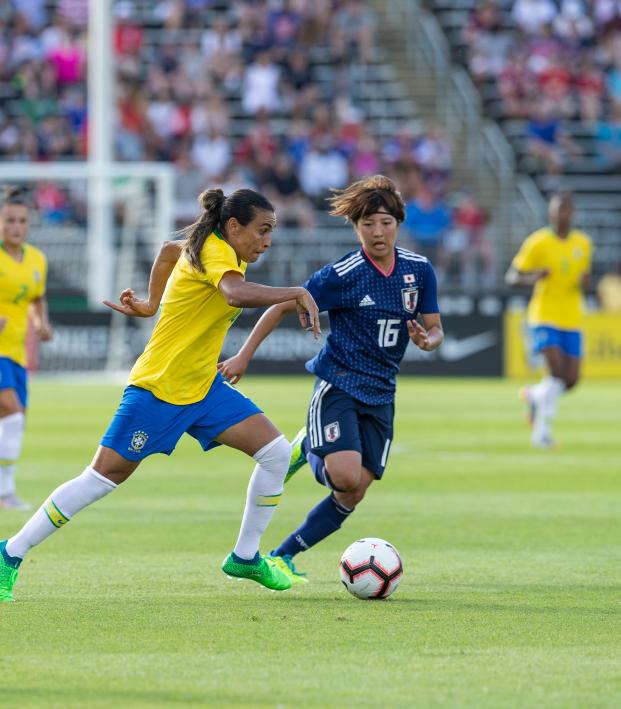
324, 421, 341, 443
401, 287, 418, 313
403, 273, 415, 284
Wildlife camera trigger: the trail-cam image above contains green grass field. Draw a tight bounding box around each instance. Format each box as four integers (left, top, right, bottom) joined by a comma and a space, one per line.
1, 376, 620, 708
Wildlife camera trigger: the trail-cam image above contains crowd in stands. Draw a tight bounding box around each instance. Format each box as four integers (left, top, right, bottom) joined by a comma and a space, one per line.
463, 0, 621, 175
0, 0, 496, 289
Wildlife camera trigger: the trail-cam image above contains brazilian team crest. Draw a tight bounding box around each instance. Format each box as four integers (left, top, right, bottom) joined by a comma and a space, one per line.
324, 421, 341, 443
129, 430, 149, 452
401, 287, 418, 313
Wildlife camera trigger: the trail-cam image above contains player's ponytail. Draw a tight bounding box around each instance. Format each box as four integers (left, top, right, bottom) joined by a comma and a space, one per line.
329, 174, 405, 225
182, 187, 226, 273
182, 187, 274, 273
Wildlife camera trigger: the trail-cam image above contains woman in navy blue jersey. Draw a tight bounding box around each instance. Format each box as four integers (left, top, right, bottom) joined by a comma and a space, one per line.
218, 174, 444, 584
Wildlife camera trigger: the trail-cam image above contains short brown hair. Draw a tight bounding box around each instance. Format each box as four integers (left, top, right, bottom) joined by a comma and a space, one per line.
328, 175, 405, 224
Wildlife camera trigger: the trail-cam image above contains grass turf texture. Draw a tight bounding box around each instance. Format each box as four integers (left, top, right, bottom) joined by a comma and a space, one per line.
1, 376, 620, 708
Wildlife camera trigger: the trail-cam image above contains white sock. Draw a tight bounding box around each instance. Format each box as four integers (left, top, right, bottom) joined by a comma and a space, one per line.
233, 435, 291, 560
5, 466, 117, 559
532, 376, 565, 440
0, 412, 25, 497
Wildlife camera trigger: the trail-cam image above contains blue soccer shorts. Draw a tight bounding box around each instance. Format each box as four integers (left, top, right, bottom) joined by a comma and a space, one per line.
305, 378, 394, 479
530, 326, 583, 358
0, 357, 28, 408
101, 372, 263, 461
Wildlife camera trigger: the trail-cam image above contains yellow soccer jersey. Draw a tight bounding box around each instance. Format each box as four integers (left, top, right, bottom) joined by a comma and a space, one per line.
0, 243, 47, 367
512, 227, 592, 330
129, 232, 247, 404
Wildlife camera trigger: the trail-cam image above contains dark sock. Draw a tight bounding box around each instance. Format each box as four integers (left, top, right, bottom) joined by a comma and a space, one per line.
273, 494, 353, 558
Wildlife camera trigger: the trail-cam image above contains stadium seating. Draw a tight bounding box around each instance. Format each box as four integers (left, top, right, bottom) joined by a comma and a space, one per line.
427, 0, 621, 282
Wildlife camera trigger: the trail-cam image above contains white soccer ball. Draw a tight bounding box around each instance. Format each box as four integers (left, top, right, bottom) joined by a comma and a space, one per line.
339, 537, 403, 600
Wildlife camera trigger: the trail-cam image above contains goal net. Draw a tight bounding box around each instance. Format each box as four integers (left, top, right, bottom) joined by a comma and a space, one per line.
0, 162, 174, 373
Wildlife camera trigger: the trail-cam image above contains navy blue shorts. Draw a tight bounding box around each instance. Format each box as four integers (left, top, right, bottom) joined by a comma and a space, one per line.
101, 372, 262, 461
530, 326, 583, 358
305, 379, 394, 479
0, 357, 27, 408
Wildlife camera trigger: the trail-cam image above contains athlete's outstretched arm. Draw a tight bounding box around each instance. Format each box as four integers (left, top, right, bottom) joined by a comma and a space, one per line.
218, 299, 300, 384
103, 239, 184, 317
407, 312, 444, 352
218, 272, 319, 335
505, 265, 549, 287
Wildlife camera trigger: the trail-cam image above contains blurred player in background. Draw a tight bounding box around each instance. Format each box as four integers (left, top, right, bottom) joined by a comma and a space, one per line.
219, 175, 444, 584
506, 192, 592, 448
0, 186, 53, 510
0, 187, 320, 602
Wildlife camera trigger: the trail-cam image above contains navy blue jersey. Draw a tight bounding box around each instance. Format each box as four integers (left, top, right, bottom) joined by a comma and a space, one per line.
304, 247, 440, 405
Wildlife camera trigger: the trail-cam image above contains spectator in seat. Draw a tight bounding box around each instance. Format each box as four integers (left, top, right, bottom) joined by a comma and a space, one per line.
331, 0, 376, 64
595, 103, 621, 168
241, 50, 281, 115
463, 0, 513, 83
191, 127, 232, 181
267, 0, 303, 60
447, 192, 495, 290
574, 51, 605, 123
402, 185, 452, 269
605, 57, 621, 112
281, 50, 318, 114
512, 0, 557, 36
526, 100, 581, 175
234, 112, 279, 177
553, 1, 594, 48
299, 136, 349, 209
261, 153, 315, 229
498, 49, 535, 118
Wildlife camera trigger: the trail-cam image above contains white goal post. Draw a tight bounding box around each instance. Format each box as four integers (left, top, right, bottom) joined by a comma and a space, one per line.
0, 162, 174, 310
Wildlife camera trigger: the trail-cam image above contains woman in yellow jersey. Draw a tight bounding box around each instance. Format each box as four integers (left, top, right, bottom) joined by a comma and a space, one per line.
0, 186, 53, 510
0, 188, 320, 601
506, 193, 592, 448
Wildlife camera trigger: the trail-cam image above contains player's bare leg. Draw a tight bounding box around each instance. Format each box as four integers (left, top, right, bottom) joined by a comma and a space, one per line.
1, 448, 137, 601
0, 387, 28, 510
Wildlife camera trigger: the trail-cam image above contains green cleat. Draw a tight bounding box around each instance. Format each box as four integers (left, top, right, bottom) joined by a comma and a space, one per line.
268, 554, 308, 585
221, 552, 292, 591
285, 427, 308, 484
0, 540, 21, 603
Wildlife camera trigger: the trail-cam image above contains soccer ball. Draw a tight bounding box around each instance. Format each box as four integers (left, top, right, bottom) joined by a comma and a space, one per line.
339, 537, 403, 600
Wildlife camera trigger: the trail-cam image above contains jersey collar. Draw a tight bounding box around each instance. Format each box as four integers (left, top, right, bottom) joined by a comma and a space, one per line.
0, 242, 25, 262
362, 246, 396, 277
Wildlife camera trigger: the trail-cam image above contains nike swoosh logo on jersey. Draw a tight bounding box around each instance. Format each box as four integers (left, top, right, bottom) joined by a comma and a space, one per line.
359, 295, 375, 306
440, 332, 499, 361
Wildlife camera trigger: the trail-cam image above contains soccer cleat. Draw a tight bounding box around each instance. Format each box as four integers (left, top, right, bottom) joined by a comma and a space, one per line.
268, 554, 309, 585
285, 427, 308, 484
0, 493, 33, 511
0, 540, 20, 602
221, 552, 292, 591
531, 432, 560, 450
519, 386, 536, 429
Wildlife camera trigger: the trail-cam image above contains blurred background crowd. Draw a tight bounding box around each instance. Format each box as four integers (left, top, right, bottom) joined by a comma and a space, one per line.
0, 0, 495, 290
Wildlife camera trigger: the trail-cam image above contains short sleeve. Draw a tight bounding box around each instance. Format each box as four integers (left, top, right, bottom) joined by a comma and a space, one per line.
303, 265, 342, 312
512, 233, 541, 272
37, 253, 48, 298
419, 261, 440, 314
202, 236, 246, 288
